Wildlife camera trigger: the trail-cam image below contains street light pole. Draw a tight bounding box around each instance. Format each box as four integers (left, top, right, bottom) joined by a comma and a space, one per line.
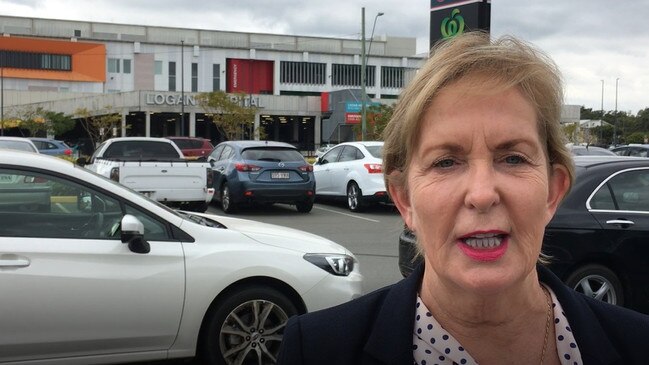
367, 12, 385, 63
180, 40, 185, 136
360, 8, 383, 141
614, 77, 619, 145
361, 7, 367, 141
600, 79, 604, 142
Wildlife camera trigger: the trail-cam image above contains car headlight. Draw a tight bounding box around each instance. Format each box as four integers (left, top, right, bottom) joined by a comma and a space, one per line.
303, 254, 355, 276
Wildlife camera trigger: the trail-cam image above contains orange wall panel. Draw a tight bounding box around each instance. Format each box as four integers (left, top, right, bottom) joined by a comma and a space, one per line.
0, 36, 106, 82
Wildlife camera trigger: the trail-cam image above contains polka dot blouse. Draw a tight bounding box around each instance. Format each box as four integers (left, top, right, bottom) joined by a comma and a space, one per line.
412, 285, 582, 365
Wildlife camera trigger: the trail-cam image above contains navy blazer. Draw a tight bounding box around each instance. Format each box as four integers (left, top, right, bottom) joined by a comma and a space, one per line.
277, 264, 649, 364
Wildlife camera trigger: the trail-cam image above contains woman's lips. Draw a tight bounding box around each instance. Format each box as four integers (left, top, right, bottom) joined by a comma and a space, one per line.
457, 233, 509, 262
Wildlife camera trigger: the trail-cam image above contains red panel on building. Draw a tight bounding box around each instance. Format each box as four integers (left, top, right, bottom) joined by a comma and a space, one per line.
320, 92, 329, 112
226, 59, 274, 94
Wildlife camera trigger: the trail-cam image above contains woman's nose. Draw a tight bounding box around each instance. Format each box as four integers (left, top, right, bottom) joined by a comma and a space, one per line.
463, 163, 500, 212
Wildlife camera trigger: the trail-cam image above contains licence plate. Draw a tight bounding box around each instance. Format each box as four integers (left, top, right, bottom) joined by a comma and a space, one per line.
271, 172, 290, 179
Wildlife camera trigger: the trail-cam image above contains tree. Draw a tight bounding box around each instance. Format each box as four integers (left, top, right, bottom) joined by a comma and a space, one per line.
197, 91, 258, 141
562, 123, 578, 144
11, 106, 74, 137
352, 102, 396, 141
75, 107, 122, 148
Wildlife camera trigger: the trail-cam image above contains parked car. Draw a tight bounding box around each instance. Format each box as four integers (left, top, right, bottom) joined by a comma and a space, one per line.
313, 141, 389, 212
611, 144, 649, 157
208, 140, 316, 213
569, 144, 616, 156
398, 156, 649, 314
167, 136, 214, 160
315, 143, 336, 159
29, 137, 73, 156
0, 136, 39, 153
0, 149, 362, 364
79, 137, 214, 212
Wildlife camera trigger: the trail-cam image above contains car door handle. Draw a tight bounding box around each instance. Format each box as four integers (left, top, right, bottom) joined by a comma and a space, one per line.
606, 219, 635, 227
0, 257, 31, 267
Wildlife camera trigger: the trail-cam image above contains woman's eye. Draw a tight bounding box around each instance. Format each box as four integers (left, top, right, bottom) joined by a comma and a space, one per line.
504, 155, 526, 164
434, 159, 455, 168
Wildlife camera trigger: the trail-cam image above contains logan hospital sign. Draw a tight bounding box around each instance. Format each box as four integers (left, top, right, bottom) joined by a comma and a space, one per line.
145, 93, 264, 108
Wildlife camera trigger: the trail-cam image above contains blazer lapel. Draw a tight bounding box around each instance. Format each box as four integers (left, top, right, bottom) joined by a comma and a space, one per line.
363, 263, 424, 364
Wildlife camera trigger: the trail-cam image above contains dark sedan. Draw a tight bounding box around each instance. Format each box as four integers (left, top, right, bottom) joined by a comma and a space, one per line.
399, 156, 649, 314
207, 140, 315, 213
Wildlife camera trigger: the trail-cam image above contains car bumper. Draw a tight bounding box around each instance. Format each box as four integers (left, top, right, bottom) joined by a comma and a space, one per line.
300, 270, 364, 312
230, 181, 315, 204
398, 228, 421, 277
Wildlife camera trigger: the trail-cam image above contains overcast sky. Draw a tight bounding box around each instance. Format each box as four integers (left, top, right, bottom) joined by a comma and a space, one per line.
2, 0, 647, 115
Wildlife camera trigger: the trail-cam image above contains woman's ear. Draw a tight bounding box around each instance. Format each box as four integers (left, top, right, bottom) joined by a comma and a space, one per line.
388, 171, 414, 230
545, 163, 571, 222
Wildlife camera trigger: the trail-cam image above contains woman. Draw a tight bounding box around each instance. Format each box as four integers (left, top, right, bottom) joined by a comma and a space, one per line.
277, 32, 649, 365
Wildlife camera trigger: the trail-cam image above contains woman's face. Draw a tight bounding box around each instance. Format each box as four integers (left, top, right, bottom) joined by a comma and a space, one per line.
391, 78, 569, 294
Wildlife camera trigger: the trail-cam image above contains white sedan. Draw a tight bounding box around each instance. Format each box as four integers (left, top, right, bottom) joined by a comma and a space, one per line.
0, 150, 362, 365
313, 141, 389, 212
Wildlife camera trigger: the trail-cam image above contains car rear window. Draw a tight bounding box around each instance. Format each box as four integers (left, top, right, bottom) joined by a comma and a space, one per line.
0, 141, 37, 152
170, 139, 193, 149
365, 145, 383, 159
241, 147, 305, 162
104, 141, 181, 159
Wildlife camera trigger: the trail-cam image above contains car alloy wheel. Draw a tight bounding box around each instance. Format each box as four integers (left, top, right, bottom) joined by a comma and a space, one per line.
200, 285, 298, 365
221, 184, 236, 213
566, 264, 623, 306
347, 182, 363, 212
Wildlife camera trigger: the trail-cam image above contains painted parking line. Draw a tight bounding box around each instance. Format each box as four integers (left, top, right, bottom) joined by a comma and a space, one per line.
314, 206, 380, 223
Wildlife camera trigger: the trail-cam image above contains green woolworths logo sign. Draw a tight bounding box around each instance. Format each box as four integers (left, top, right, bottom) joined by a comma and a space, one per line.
441, 8, 465, 38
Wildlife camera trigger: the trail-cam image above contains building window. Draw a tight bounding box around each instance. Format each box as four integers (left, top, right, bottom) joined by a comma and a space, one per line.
123, 59, 131, 74
381, 66, 405, 88
280, 61, 326, 85
154, 60, 163, 75
0, 50, 71, 71
331, 64, 375, 87
169, 61, 176, 91
212, 64, 221, 91
107, 58, 120, 73
191, 62, 198, 92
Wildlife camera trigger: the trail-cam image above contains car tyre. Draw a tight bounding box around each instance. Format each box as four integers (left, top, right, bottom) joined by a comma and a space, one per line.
565, 264, 624, 306
221, 184, 237, 214
188, 201, 210, 213
296, 201, 313, 213
347, 181, 365, 212
199, 285, 298, 365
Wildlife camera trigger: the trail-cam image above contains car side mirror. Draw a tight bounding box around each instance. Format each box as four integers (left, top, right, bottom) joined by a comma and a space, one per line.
120, 214, 150, 254
317, 157, 326, 165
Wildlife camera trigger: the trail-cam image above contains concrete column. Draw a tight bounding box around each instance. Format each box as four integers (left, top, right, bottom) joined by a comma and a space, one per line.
121, 110, 127, 136
326, 63, 332, 89
274, 61, 281, 96
314, 115, 321, 147
254, 112, 261, 141
189, 112, 196, 137
374, 66, 381, 99
145, 111, 151, 137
